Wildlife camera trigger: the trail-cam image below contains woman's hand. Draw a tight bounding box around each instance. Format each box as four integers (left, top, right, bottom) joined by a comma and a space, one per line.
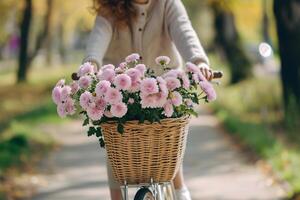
198, 63, 213, 81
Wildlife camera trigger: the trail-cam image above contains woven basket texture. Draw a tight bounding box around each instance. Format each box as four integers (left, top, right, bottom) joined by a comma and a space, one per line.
101, 115, 190, 185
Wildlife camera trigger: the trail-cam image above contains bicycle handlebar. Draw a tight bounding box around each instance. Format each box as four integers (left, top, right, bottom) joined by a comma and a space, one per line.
212, 71, 223, 79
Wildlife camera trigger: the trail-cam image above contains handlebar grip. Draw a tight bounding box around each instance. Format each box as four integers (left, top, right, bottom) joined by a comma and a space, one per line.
212, 71, 223, 79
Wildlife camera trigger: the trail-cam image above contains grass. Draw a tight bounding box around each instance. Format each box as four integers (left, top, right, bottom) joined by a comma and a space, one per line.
0, 120, 56, 173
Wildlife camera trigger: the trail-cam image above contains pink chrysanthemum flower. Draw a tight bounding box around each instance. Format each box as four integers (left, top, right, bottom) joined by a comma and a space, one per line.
163, 100, 174, 117
155, 92, 168, 107
52, 86, 62, 105
104, 87, 123, 104
95, 80, 111, 96
186, 62, 200, 74
102, 64, 115, 71
160, 83, 169, 96
125, 53, 140, 63
140, 78, 159, 94
78, 62, 95, 77
65, 98, 76, 115
95, 97, 107, 111
57, 98, 75, 117
140, 93, 157, 108
114, 74, 132, 90
163, 69, 180, 78
155, 56, 171, 65
126, 68, 142, 82
128, 98, 135, 104
57, 104, 67, 118
156, 76, 166, 85
87, 107, 103, 121
140, 92, 167, 108
60, 86, 72, 102
128, 80, 141, 93
185, 99, 194, 107
98, 69, 115, 82
70, 81, 79, 94
111, 102, 128, 118
192, 73, 200, 84
171, 91, 183, 106
165, 77, 181, 91
118, 62, 127, 70
79, 75, 92, 89
135, 64, 146, 75
80, 91, 93, 110
89, 101, 96, 109
181, 73, 190, 89
115, 67, 125, 74
157, 77, 169, 96
199, 81, 217, 102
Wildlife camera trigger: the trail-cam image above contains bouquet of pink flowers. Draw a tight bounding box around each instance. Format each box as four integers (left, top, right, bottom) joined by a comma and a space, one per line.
52, 54, 217, 147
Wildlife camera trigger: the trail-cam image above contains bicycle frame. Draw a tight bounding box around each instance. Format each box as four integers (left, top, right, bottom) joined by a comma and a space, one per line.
120, 179, 176, 200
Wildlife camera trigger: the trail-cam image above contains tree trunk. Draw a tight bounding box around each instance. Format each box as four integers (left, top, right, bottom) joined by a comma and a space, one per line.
45, 0, 54, 65
58, 20, 67, 64
17, 0, 53, 82
274, 0, 300, 127
262, 0, 272, 45
27, 0, 53, 67
212, 3, 252, 84
17, 0, 32, 83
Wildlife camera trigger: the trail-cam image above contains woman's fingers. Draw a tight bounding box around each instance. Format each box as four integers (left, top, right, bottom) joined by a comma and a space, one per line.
208, 69, 213, 80
200, 67, 205, 78
200, 67, 213, 81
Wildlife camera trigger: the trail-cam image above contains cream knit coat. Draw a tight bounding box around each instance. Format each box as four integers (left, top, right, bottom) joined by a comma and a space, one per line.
83, 0, 209, 75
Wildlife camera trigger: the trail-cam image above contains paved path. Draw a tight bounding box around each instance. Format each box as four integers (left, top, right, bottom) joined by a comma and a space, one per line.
32, 111, 286, 200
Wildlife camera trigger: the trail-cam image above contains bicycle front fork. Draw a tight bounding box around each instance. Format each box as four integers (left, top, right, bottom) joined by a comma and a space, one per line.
120, 179, 176, 200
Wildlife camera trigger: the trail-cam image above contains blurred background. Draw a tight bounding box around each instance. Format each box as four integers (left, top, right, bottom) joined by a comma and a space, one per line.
0, 0, 299, 199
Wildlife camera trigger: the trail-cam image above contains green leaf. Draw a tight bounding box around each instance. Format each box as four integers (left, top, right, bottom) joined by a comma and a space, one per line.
87, 127, 96, 137
99, 137, 105, 148
139, 114, 145, 124
96, 127, 102, 137
92, 120, 101, 125
117, 123, 124, 134
186, 109, 198, 117
151, 112, 161, 123
149, 114, 154, 123
204, 96, 209, 103
83, 118, 89, 126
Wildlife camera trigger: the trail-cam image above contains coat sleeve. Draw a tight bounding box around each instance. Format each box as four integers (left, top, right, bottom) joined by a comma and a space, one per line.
165, 0, 209, 66
82, 16, 113, 67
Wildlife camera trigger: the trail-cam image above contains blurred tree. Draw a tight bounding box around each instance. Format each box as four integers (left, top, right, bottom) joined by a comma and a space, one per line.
17, 0, 32, 83
45, 0, 54, 65
210, 0, 252, 84
17, 0, 53, 82
274, 0, 300, 126
262, 0, 272, 45
28, 0, 53, 68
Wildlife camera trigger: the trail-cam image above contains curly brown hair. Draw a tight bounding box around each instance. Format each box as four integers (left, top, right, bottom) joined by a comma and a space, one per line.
92, 0, 138, 28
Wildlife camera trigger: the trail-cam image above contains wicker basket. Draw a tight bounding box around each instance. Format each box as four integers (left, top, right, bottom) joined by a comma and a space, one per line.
101, 115, 190, 185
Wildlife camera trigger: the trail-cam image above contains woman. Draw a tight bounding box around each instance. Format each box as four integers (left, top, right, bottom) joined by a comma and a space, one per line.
83, 0, 213, 199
